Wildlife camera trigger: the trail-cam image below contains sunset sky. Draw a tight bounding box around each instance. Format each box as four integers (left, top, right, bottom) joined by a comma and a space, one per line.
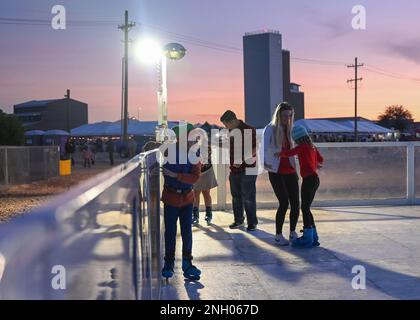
0, 0, 419, 125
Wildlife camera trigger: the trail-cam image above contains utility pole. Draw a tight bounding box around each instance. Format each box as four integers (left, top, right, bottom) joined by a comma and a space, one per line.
120, 57, 124, 140
118, 11, 135, 144
65, 89, 70, 132
347, 57, 363, 142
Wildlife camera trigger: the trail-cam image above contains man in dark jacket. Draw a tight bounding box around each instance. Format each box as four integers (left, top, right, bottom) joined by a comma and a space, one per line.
65, 138, 76, 165
220, 110, 258, 231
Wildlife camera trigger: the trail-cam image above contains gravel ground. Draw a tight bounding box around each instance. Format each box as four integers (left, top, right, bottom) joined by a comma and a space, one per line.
0, 164, 112, 223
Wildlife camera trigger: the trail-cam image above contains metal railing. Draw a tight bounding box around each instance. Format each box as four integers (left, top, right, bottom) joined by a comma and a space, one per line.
0, 146, 60, 186
213, 141, 420, 210
0, 142, 418, 299
0, 150, 163, 300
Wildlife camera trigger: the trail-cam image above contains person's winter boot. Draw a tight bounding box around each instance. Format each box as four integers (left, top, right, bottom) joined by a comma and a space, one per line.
192, 207, 199, 225
182, 256, 201, 281
205, 206, 213, 225
289, 231, 299, 242
162, 258, 175, 280
275, 234, 289, 246
313, 226, 320, 247
292, 227, 314, 248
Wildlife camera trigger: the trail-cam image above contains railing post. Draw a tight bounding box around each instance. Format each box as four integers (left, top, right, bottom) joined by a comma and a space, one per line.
407, 143, 415, 205
27, 147, 30, 182
215, 144, 227, 211
216, 164, 227, 211
43, 147, 47, 179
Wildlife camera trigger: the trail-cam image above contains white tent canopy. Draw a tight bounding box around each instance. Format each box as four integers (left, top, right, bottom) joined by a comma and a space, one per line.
295, 119, 350, 133
334, 120, 394, 134
44, 130, 69, 136
295, 119, 394, 134
70, 120, 180, 137
25, 130, 45, 136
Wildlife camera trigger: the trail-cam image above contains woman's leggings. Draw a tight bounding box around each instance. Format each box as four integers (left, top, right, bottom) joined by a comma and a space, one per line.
268, 172, 300, 234
301, 175, 320, 229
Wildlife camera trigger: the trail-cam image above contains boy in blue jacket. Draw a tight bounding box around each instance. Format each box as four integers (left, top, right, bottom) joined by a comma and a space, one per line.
161, 123, 202, 281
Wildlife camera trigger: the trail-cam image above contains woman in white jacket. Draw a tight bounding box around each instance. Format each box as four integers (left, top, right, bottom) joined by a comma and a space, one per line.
262, 102, 300, 246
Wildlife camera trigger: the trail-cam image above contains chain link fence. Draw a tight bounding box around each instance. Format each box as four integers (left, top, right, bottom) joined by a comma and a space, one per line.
0, 146, 60, 186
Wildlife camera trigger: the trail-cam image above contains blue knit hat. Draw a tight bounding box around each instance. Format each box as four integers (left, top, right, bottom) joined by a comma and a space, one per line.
172, 123, 194, 139
291, 125, 309, 141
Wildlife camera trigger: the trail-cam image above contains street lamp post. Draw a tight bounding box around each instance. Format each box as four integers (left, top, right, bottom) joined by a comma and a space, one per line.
156, 43, 186, 142
136, 40, 186, 142
156, 55, 168, 141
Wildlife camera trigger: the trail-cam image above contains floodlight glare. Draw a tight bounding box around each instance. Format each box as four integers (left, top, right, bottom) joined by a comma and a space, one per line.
135, 39, 163, 64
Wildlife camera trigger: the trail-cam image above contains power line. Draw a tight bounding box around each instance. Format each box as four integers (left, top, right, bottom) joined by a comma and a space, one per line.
0, 17, 118, 27
1, 16, 420, 81
137, 22, 242, 52
0, 17, 350, 65
137, 22, 349, 66
365, 64, 420, 82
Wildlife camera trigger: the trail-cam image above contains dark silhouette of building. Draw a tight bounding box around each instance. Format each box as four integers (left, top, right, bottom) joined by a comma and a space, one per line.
282, 50, 304, 120
243, 31, 305, 128
244, 30, 284, 129
13, 97, 88, 131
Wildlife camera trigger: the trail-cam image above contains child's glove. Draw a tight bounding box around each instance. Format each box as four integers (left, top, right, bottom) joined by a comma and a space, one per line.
163, 167, 178, 178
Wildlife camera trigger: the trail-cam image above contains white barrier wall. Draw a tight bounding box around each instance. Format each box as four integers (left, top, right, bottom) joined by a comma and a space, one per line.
0, 150, 163, 300
218, 142, 420, 209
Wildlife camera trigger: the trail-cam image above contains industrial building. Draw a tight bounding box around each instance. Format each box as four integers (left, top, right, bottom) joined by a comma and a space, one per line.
243, 30, 305, 128
13, 93, 88, 132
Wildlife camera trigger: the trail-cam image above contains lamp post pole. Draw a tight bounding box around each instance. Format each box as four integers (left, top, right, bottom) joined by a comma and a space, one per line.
156, 56, 168, 142
135, 42, 185, 142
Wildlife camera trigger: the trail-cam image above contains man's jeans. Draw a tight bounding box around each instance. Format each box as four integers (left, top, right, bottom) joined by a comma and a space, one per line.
229, 171, 258, 226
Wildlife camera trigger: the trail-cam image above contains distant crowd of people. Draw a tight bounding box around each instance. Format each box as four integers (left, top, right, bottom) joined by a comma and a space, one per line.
312, 134, 389, 143
64, 136, 142, 168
